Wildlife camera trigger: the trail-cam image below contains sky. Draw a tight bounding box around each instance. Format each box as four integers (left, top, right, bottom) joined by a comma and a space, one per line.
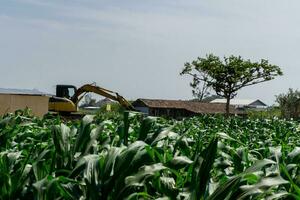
0, 0, 299, 105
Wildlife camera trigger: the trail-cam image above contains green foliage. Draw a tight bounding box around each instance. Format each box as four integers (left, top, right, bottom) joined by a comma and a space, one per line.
91, 102, 127, 122
98, 102, 126, 113
1, 111, 300, 199
181, 54, 282, 115
246, 107, 281, 119
276, 88, 300, 119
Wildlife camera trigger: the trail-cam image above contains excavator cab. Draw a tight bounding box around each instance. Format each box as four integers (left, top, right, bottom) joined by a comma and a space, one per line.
49, 85, 78, 113
56, 85, 77, 99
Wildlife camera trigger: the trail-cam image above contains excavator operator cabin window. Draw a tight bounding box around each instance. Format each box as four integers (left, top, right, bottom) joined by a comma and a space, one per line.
68, 88, 75, 98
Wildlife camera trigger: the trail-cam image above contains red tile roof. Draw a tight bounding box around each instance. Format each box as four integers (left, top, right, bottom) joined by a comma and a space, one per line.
134, 99, 238, 114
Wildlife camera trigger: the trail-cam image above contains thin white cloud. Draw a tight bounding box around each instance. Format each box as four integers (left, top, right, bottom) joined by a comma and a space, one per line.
14, 0, 61, 7
0, 14, 71, 31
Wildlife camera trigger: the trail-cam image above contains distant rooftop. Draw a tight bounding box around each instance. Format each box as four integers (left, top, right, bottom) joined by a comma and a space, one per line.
133, 98, 238, 114
210, 99, 267, 107
0, 88, 49, 96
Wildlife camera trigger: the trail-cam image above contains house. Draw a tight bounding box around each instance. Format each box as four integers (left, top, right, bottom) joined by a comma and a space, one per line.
210, 99, 268, 109
0, 88, 50, 117
132, 98, 238, 118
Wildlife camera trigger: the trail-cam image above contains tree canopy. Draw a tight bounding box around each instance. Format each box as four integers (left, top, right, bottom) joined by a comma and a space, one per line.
276, 88, 300, 119
181, 54, 283, 116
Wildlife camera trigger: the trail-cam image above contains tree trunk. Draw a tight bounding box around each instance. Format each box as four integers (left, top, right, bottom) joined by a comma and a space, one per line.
225, 96, 230, 118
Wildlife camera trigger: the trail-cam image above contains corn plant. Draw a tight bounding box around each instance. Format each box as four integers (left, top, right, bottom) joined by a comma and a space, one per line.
1, 111, 300, 199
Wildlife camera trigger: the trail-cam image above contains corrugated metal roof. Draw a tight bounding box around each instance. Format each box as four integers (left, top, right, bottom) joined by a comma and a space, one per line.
133, 98, 239, 114
210, 99, 267, 106
0, 88, 49, 96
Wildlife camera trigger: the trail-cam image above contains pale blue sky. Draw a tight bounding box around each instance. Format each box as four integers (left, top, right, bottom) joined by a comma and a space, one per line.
0, 0, 299, 104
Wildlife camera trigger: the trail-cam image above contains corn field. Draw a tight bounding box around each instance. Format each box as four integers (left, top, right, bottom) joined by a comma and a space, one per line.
1, 110, 300, 200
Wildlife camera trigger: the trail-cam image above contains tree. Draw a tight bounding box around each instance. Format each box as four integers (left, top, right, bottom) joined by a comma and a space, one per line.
276, 88, 300, 119
189, 95, 221, 102
189, 72, 211, 101
180, 54, 283, 116
201, 95, 222, 103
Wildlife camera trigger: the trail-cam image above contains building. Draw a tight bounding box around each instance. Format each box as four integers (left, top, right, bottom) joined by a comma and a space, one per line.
0, 88, 50, 117
132, 98, 238, 118
210, 99, 268, 109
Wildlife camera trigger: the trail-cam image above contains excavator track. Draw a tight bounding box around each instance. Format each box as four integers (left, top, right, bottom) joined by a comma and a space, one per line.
47, 112, 87, 121
61, 113, 86, 121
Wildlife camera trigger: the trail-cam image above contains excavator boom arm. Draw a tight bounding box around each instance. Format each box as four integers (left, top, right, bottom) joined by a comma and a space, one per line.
71, 84, 135, 111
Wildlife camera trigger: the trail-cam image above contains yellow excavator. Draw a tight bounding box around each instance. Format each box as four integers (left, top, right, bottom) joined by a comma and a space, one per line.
48, 83, 135, 114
